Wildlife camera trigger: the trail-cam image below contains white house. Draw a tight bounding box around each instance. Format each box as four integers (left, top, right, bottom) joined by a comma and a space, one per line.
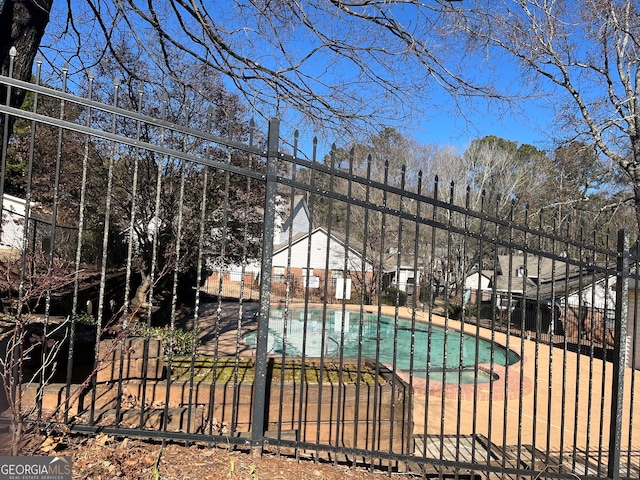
463, 256, 538, 314
380, 248, 423, 305
212, 194, 372, 300
462, 254, 640, 368
1, 194, 29, 250
224, 195, 316, 279
271, 227, 373, 300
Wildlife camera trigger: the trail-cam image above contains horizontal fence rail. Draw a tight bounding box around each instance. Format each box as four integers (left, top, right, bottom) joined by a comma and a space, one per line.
0, 58, 638, 480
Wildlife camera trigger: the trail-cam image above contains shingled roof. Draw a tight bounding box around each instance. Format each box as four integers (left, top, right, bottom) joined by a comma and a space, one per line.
471, 254, 614, 303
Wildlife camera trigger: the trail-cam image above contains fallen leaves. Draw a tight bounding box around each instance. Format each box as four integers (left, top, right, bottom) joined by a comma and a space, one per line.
22, 431, 384, 480
39, 437, 59, 453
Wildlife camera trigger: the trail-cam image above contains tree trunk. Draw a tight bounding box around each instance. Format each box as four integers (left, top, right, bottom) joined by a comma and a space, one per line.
634, 184, 640, 238
0, 0, 53, 136
131, 272, 152, 311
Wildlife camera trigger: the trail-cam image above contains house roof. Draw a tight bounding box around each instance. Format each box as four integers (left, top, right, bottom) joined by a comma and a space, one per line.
470, 254, 613, 302
496, 254, 584, 283
382, 252, 424, 274
3, 193, 53, 223
467, 268, 537, 294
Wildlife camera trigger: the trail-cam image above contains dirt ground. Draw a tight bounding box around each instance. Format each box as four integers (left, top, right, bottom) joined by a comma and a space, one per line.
4, 428, 399, 480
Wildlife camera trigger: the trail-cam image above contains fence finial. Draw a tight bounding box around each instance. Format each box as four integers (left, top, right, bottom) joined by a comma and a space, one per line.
9, 47, 16, 58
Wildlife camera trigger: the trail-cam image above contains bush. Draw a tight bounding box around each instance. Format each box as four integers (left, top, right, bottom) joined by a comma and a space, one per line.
345, 288, 368, 305
73, 312, 97, 326
380, 286, 407, 306
464, 303, 478, 318
448, 302, 477, 320
131, 324, 200, 357
448, 302, 464, 319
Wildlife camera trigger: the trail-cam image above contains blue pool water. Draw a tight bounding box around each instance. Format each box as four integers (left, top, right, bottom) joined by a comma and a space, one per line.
243, 307, 520, 383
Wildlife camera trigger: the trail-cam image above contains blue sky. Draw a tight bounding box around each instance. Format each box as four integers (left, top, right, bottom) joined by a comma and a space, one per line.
247, 3, 561, 156
40, 1, 558, 157
287, 79, 557, 159
409, 100, 552, 151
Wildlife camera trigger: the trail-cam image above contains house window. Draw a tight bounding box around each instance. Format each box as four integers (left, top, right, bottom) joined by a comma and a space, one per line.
302, 268, 313, 280
515, 267, 527, 277
331, 269, 343, 287
273, 266, 285, 283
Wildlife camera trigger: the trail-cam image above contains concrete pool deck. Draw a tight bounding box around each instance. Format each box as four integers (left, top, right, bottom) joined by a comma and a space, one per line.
191, 301, 639, 471
381, 305, 640, 471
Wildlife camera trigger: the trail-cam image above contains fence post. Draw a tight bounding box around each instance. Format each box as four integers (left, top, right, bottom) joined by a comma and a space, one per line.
251, 118, 280, 454
0, 47, 17, 238
607, 229, 629, 480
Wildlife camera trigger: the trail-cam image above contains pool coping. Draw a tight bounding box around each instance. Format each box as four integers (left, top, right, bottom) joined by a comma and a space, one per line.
251, 302, 532, 401
393, 363, 533, 401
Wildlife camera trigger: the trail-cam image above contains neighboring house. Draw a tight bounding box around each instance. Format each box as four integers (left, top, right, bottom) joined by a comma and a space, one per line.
0, 194, 53, 253
464, 256, 537, 320
271, 227, 373, 301
382, 263, 418, 293
272, 196, 424, 301
464, 254, 616, 340
221, 194, 310, 282
381, 249, 423, 306
1, 194, 29, 250
212, 195, 374, 301
221, 194, 424, 302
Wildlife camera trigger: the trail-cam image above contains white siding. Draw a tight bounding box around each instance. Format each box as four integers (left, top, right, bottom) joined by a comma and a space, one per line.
272, 229, 369, 272
565, 278, 616, 325
276, 197, 310, 244
287, 209, 310, 239
1, 194, 28, 250
393, 269, 416, 292
464, 272, 491, 291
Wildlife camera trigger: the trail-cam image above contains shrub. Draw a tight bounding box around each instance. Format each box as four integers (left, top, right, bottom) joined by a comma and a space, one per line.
380, 286, 407, 306
73, 312, 97, 326
448, 302, 479, 320
464, 303, 478, 318
448, 302, 464, 319
131, 324, 200, 356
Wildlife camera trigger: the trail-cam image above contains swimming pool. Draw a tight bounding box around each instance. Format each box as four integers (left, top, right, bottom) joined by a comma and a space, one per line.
243, 306, 520, 383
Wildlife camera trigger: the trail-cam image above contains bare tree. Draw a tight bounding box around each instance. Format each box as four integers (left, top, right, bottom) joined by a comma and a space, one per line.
0, 1, 501, 137
461, 136, 546, 216
420, 136, 548, 294
445, 0, 640, 235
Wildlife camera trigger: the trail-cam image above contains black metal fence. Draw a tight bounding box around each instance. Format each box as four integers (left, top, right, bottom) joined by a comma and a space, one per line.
0, 53, 638, 479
